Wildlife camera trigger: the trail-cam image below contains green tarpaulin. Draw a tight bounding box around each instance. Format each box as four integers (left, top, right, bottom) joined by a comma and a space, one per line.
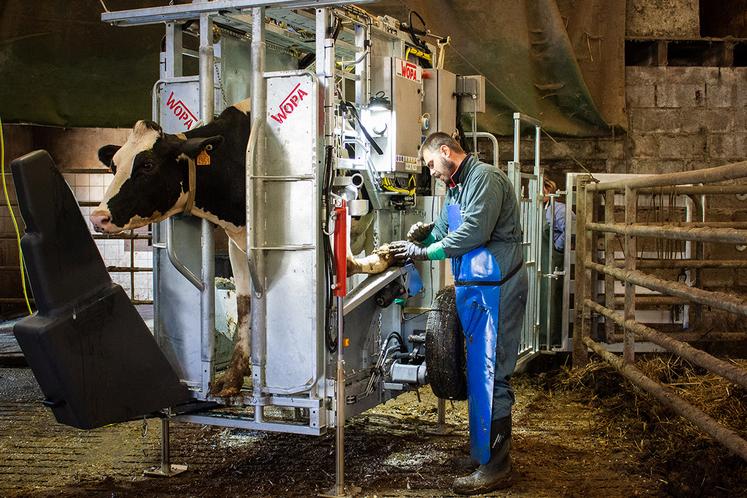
1, 1, 625, 136
369, 0, 626, 136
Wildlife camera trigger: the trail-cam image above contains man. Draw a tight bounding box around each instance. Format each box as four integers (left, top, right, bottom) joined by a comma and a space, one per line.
540, 177, 572, 347
543, 178, 568, 253
541, 177, 565, 346
392, 132, 528, 494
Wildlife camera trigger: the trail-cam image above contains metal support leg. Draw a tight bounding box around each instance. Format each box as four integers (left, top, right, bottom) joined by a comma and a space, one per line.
428, 397, 453, 435
144, 415, 188, 477
322, 295, 360, 498
335, 295, 345, 497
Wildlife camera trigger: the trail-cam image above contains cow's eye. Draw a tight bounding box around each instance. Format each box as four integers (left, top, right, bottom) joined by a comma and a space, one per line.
141, 160, 155, 172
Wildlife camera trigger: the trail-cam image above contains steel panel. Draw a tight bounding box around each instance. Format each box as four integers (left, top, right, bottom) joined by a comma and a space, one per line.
261, 71, 324, 393
155, 216, 204, 389
264, 249, 318, 390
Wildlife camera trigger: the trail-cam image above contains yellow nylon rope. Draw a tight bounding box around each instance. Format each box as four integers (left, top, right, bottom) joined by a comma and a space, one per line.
0, 116, 33, 314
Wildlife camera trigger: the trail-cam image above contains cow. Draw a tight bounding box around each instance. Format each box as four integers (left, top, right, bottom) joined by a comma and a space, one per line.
91, 100, 396, 398
92, 100, 253, 397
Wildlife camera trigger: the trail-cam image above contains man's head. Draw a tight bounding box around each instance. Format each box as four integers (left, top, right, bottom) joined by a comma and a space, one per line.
543, 178, 558, 202
90, 120, 223, 233
420, 132, 467, 184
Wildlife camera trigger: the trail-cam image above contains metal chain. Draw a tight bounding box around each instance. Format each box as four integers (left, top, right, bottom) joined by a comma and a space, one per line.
214, 61, 229, 109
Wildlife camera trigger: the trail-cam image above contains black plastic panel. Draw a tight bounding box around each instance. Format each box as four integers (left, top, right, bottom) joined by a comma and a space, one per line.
11, 150, 191, 429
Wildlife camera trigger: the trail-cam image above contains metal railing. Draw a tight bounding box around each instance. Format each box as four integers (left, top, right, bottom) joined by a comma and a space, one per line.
508, 113, 543, 361
573, 160, 747, 461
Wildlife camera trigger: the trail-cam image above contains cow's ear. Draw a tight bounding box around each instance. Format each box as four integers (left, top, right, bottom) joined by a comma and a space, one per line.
98, 145, 121, 172
179, 136, 224, 159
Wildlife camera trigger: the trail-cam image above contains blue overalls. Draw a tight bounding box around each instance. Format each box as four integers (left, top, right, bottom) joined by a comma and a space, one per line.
449, 203, 527, 464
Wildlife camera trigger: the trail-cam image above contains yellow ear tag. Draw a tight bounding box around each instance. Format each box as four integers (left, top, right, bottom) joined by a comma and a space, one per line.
196, 149, 211, 166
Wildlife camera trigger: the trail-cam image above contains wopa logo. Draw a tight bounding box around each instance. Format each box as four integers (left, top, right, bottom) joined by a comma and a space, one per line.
164, 92, 198, 129
270, 83, 309, 125
397, 59, 421, 82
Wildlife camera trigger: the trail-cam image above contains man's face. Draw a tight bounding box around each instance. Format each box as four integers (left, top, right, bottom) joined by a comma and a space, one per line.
423, 145, 457, 184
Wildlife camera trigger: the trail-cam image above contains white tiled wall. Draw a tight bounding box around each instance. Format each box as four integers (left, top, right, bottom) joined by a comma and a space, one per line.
62, 171, 153, 302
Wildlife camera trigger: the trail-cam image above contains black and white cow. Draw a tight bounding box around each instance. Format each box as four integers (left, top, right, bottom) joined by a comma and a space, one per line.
91, 101, 252, 397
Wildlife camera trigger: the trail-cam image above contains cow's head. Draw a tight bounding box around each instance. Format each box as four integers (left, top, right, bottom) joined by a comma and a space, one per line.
91, 120, 222, 233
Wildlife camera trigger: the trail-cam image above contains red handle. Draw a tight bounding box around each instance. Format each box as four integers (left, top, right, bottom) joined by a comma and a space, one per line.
333, 201, 347, 297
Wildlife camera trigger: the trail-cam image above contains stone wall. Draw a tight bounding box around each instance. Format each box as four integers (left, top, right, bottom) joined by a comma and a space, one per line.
480, 66, 746, 183
626, 0, 700, 38
626, 66, 747, 173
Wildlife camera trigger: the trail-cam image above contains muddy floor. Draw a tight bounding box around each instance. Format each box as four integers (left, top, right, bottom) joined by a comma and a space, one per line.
0, 364, 680, 498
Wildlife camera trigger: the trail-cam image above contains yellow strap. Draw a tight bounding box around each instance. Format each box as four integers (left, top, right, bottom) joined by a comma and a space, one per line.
0, 116, 33, 314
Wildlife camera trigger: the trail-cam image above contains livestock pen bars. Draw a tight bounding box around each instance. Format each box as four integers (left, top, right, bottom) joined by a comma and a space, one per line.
573, 160, 747, 461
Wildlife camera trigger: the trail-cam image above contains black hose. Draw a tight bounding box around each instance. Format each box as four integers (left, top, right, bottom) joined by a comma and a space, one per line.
340, 101, 383, 155
407, 10, 428, 50
322, 145, 338, 353
384, 331, 407, 353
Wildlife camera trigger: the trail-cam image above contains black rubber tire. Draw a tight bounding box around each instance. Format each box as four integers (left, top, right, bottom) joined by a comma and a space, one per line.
425, 285, 467, 400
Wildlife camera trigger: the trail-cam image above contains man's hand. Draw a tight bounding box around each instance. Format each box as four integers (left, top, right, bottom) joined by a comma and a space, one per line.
390, 240, 429, 261
407, 221, 435, 242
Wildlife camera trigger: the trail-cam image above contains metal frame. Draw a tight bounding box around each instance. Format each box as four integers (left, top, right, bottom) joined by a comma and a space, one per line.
573, 160, 747, 461
101, 0, 370, 26
101, 3, 462, 493
561, 173, 698, 352
507, 113, 543, 366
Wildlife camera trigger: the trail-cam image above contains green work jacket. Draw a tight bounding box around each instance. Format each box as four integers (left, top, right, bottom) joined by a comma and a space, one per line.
430, 155, 524, 275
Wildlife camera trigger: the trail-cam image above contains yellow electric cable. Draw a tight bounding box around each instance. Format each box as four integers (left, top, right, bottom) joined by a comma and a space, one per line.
0, 116, 33, 315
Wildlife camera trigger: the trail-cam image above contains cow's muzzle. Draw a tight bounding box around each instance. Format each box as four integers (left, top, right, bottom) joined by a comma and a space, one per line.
90, 209, 113, 233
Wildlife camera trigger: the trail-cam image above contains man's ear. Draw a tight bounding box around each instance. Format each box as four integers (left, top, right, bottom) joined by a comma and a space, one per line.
179, 136, 224, 159
98, 145, 121, 171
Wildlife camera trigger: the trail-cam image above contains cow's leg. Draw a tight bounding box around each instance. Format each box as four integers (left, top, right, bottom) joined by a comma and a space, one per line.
347, 243, 397, 275
210, 232, 251, 397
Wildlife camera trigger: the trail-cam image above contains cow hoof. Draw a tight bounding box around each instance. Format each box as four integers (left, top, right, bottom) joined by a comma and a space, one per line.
210, 347, 251, 398
210, 372, 246, 398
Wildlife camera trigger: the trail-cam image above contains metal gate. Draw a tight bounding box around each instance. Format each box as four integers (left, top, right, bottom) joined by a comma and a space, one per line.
506, 113, 544, 366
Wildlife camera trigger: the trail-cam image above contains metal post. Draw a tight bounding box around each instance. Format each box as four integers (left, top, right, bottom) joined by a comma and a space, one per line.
589, 189, 601, 338
437, 398, 446, 429
545, 194, 555, 350
581, 183, 596, 354
144, 414, 187, 477
534, 126, 542, 350
695, 192, 705, 324
199, 12, 216, 396
573, 176, 590, 366
335, 294, 345, 497
512, 114, 520, 164
623, 186, 637, 364
160, 417, 171, 474
249, 6, 267, 421
354, 21, 368, 108
604, 190, 615, 342
165, 22, 183, 77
